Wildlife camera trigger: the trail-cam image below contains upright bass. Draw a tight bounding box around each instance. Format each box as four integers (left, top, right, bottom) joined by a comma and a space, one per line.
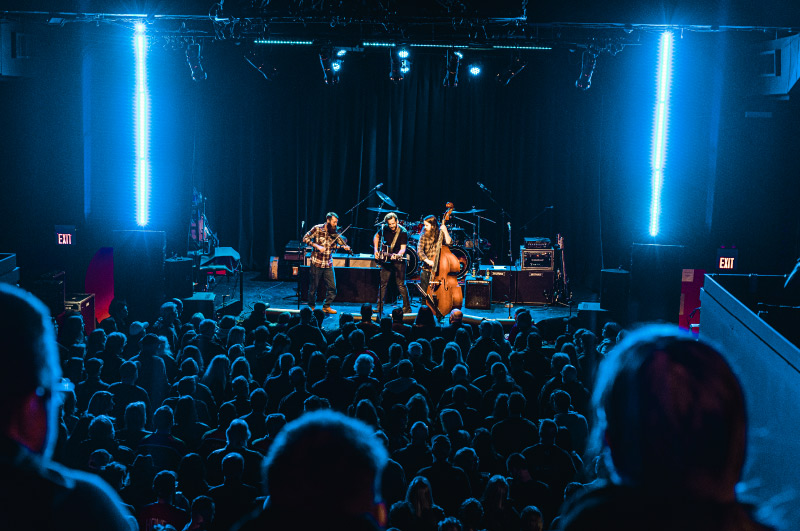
424, 203, 463, 318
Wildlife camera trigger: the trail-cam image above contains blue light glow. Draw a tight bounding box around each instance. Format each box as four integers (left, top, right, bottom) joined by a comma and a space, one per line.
469, 65, 481, 75
134, 28, 149, 227
454, 51, 464, 59
332, 60, 342, 72
649, 31, 673, 237
397, 49, 409, 59
336, 49, 347, 57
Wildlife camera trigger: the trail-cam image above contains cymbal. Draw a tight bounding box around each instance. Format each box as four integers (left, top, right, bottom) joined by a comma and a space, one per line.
367, 207, 407, 215
452, 208, 486, 214
376, 190, 396, 208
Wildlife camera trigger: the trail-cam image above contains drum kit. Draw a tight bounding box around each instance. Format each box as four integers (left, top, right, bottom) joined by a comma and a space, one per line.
364, 193, 494, 280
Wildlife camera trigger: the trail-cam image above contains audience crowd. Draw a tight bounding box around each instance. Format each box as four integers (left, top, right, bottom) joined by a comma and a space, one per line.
39, 294, 772, 531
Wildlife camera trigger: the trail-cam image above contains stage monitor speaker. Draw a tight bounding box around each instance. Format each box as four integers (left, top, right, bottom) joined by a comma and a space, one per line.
113, 230, 166, 322
182, 292, 216, 319
299, 266, 380, 303
577, 302, 610, 336
479, 266, 515, 303
600, 268, 630, 325
630, 243, 684, 324
165, 258, 194, 299
465, 276, 491, 310
516, 270, 555, 304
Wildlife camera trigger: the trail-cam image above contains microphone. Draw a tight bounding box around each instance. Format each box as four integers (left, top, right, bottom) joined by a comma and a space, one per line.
477, 182, 486, 190
372, 183, 384, 191
507, 222, 511, 230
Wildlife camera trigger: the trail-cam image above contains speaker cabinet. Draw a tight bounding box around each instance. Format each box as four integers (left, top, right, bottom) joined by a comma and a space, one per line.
600, 268, 630, 325
299, 266, 380, 303
516, 270, 554, 304
28, 270, 66, 317
182, 292, 216, 319
465, 276, 492, 310
630, 243, 684, 324
113, 230, 166, 322
165, 258, 194, 299
479, 266, 515, 303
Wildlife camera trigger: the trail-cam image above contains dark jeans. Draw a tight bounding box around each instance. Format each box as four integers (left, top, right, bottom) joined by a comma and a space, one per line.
309, 264, 336, 307
380, 261, 410, 309
419, 268, 431, 294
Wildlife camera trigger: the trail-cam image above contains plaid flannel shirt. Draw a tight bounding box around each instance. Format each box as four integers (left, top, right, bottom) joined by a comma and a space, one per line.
417, 231, 439, 269
303, 223, 342, 268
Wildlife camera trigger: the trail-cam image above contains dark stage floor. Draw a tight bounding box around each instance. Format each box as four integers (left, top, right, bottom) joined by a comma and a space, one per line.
201, 271, 591, 331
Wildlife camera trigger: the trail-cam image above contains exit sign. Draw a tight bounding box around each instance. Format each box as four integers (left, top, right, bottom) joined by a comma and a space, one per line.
55, 225, 76, 246
716, 247, 738, 271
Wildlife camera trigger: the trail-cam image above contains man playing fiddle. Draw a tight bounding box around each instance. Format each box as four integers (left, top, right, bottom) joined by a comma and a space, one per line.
373, 212, 411, 314
303, 212, 351, 314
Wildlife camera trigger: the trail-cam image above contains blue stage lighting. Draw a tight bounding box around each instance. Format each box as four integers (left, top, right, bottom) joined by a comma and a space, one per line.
134, 25, 149, 227
649, 32, 674, 237
397, 49, 409, 59
469, 65, 481, 76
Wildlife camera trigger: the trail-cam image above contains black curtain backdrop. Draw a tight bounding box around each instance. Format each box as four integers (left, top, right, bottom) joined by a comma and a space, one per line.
2, 24, 800, 292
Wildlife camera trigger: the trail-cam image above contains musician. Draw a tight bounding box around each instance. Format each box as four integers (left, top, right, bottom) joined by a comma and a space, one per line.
373, 212, 411, 314
303, 212, 351, 314
416, 214, 452, 294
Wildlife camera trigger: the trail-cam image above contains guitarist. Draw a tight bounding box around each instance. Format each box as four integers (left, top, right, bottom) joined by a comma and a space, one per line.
373, 212, 411, 313
416, 214, 452, 295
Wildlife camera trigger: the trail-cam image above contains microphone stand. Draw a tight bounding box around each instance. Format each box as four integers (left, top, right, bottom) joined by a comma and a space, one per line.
478, 185, 514, 265
344, 185, 382, 251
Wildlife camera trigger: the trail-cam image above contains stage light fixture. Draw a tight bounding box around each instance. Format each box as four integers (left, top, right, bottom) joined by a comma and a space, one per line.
186, 42, 207, 82
496, 55, 526, 85
244, 47, 277, 81
319, 47, 341, 85
649, 31, 674, 237
575, 50, 597, 90
390, 48, 411, 82
469, 65, 481, 76
336, 48, 347, 57
443, 49, 462, 87
134, 24, 149, 227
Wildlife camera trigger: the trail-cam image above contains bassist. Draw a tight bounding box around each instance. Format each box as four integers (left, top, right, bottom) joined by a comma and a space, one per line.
373, 212, 411, 313
416, 214, 452, 294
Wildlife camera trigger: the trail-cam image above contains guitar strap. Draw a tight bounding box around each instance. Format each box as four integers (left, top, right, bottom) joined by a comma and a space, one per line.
389, 226, 401, 251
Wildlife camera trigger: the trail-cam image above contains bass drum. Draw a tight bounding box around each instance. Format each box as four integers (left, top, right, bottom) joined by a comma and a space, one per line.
405, 247, 420, 279
449, 246, 471, 280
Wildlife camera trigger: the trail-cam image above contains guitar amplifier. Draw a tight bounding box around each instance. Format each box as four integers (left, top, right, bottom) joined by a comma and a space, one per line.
478, 265, 516, 303
520, 248, 554, 271
523, 237, 552, 249
464, 276, 492, 310
516, 270, 555, 304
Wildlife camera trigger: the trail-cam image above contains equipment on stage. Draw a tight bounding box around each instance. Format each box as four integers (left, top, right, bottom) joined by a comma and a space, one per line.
367, 207, 407, 215
450, 246, 471, 279
520, 247, 554, 270
376, 190, 396, 208
376, 245, 409, 264
523, 237, 552, 249
552, 234, 573, 306
464, 275, 492, 310
452, 208, 486, 214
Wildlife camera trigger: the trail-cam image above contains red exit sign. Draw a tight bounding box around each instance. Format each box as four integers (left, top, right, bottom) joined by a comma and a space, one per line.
716, 246, 738, 271
55, 225, 76, 246
718, 256, 735, 270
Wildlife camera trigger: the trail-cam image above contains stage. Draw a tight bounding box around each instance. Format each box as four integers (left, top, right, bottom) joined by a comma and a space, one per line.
194, 270, 589, 333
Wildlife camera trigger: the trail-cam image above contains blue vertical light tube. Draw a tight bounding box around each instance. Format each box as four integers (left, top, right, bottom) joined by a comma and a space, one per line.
649, 31, 674, 237
134, 23, 150, 227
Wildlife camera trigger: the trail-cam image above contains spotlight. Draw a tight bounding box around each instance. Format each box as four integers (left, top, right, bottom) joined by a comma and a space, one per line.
576, 50, 597, 90
496, 55, 526, 85
244, 47, 277, 81
390, 48, 411, 82
469, 64, 481, 76
319, 47, 341, 85
134, 22, 146, 34
186, 43, 207, 82
443, 49, 462, 87
336, 48, 347, 57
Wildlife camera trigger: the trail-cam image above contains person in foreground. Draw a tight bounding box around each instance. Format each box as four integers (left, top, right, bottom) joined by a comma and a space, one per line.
234, 409, 388, 531
0, 284, 134, 530
559, 324, 775, 531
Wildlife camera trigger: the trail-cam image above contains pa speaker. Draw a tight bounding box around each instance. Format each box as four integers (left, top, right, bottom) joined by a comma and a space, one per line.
299, 266, 380, 303
630, 243, 683, 324
479, 266, 515, 303
600, 268, 630, 325
113, 230, 166, 322
165, 258, 193, 299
